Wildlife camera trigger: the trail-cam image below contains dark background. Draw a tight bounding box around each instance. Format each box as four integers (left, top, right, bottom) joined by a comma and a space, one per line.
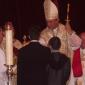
0, 0, 85, 40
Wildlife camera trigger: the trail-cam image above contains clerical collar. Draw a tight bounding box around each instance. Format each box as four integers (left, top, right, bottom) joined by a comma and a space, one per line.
30, 40, 39, 42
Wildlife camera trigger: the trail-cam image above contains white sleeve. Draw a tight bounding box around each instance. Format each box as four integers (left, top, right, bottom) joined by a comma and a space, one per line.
68, 32, 82, 50
39, 38, 47, 46
0, 49, 6, 73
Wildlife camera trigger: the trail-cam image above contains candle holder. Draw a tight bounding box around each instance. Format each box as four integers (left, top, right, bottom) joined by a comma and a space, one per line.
5, 64, 14, 85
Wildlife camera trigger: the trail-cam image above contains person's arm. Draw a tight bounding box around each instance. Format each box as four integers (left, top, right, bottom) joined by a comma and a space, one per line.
68, 32, 82, 50
65, 21, 81, 50
39, 37, 47, 46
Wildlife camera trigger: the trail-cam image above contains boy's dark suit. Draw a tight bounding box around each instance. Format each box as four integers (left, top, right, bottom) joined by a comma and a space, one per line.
17, 41, 51, 85
48, 52, 71, 85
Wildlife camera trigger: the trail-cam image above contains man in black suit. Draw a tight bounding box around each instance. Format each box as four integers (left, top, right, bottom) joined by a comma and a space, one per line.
17, 26, 51, 85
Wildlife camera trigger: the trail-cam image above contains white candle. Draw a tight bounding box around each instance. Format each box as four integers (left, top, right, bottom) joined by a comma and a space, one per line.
5, 25, 13, 65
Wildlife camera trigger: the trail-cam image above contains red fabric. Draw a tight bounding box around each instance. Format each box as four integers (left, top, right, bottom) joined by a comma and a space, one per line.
72, 48, 83, 77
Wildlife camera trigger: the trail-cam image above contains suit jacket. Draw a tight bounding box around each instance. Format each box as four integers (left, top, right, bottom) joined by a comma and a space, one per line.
17, 41, 51, 85
48, 52, 71, 85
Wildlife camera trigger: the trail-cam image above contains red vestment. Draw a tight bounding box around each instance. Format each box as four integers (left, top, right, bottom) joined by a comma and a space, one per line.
72, 48, 83, 77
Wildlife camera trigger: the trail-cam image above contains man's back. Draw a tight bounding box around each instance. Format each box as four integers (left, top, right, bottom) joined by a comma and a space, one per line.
17, 42, 51, 85
48, 52, 71, 85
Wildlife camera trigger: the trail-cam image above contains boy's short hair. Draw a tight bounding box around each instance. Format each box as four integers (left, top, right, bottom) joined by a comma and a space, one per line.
49, 37, 61, 50
29, 25, 41, 40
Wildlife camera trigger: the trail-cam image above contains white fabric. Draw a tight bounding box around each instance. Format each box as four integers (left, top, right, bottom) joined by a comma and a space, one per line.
80, 48, 85, 85
68, 69, 76, 85
1, 37, 18, 85
40, 23, 81, 56
0, 48, 7, 85
68, 32, 82, 50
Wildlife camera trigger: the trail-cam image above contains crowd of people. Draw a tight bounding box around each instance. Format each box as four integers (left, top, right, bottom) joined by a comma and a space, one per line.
0, 0, 85, 85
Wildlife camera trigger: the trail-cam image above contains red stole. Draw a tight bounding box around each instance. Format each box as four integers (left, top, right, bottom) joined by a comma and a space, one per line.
72, 48, 83, 77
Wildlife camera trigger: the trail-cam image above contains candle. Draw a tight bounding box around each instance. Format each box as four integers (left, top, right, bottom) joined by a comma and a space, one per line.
5, 22, 13, 65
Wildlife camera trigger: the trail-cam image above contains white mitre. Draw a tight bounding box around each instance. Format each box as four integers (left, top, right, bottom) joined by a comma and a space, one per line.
44, 0, 58, 20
